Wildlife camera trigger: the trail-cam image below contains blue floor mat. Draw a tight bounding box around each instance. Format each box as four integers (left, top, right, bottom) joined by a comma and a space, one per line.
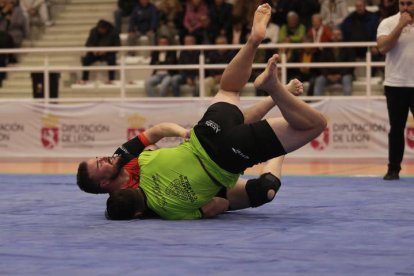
0, 174, 413, 276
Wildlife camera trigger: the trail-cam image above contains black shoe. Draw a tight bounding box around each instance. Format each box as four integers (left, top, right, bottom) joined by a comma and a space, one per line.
383, 170, 400, 180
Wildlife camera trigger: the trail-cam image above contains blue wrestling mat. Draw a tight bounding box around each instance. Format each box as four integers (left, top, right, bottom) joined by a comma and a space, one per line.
1, 174, 413, 275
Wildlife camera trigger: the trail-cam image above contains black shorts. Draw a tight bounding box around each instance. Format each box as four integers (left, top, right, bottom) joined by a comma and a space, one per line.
194, 102, 286, 173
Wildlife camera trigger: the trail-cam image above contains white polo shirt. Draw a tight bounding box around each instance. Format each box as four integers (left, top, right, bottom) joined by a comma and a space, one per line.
377, 12, 414, 87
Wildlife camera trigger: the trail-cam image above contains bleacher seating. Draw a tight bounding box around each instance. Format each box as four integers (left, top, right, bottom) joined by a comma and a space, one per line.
0, 0, 385, 99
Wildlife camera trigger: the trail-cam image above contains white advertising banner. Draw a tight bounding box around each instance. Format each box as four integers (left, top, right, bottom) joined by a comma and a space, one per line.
0, 99, 413, 159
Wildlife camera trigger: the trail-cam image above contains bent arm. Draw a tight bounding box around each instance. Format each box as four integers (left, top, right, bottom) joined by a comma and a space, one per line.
201, 197, 229, 218
377, 31, 403, 54
114, 122, 188, 157
143, 122, 189, 144
377, 13, 412, 54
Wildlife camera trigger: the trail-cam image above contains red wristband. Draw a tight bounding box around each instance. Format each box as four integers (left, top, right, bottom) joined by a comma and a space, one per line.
139, 132, 151, 147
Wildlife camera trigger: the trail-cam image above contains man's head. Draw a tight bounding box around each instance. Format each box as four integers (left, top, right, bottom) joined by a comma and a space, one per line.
399, 0, 414, 15
76, 156, 124, 194
354, 0, 367, 15
97, 20, 111, 35
183, 35, 196, 46
287, 11, 300, 29
106, 188, 146, 220
331, 27, 343, 42
157, 35, 170, 46
139, 0, 150, 7
311, 14, 322, 29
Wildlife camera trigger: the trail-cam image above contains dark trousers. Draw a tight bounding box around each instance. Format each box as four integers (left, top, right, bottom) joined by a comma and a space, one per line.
81, 52, 116, 81
384, 86, 414, 171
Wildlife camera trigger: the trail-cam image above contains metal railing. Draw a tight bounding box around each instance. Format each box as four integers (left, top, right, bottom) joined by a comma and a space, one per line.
0, 41, 384, 103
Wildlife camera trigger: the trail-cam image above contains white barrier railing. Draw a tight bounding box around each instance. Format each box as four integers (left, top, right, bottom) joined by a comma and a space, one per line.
0, 42, 384, 103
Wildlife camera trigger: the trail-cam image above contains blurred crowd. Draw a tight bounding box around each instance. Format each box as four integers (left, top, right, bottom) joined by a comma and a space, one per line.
0, 0, 400, 96
0, 0, 52, 85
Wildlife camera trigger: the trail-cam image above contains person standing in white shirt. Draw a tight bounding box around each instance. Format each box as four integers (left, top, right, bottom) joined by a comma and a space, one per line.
377, 0, 414, 180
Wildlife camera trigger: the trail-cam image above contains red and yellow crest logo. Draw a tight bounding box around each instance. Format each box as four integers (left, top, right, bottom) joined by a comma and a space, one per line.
41, 115, 59, 149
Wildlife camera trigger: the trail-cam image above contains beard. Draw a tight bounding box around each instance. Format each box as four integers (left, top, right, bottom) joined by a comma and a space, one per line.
109, 153, 134, 180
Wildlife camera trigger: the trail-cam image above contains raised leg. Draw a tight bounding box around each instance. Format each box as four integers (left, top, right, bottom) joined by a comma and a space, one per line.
211, 3, 271, 106
254, 54, 327, 153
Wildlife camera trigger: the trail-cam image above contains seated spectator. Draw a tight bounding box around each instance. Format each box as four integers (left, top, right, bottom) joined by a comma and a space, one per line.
144, 36, 177, 97
340, 0, 380, 59
308, 14, 332, 45
203, 35, 233, 96
113, 0, 137, 34
20, 0, 53, 29
294, 0, 320, 28
0, 0, 27, 63
231, 0, 260, 28
80, 20, 120, 84
279, 11, 306, 79
127, 0, 158, 55
207, 0, 233, 44
307, 13, 332, 60
377, 0, 399, 21
264, 0, 294, 27
319, 0, 349, 29
170, 35, 200, 97
313, 28, 356, 96
289, 36, 320, 96
0, 30, 14, 86
278, 11, 306, 44
182, 0, 208, 44
156, 0, 183, 44
225, 16, 250, 46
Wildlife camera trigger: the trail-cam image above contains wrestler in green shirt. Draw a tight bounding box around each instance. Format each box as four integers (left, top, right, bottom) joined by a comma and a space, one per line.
139, 129, 240, 220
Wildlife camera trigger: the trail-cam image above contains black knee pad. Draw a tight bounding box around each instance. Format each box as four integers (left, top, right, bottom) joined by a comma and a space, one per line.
245, 173, 281, 208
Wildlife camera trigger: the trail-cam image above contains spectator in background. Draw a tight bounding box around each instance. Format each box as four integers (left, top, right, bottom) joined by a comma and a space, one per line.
288, 36, 321, 96
377, 0, 414, 180
313, 27, 356, 96
307, 13, 332, 59
0, 0, 27, 63
377, 0, 399, 21
127, 0, 158, 54
319, 0, 349, 28
278, 11, 306, 79
144, 36, 177, 97
265, 0, 295, 26
20, 0, 53, 29
0, 30, 13, 86
341, 0, 380, 59
183, 0, 209, 44
80, 20, 120, 84
226, 16, 250, 46
113, 0, 137, 34
203, 35, 233, 96
207, 0, 233, 44
170, 35, 200, 97
231, 0, 261, 28
156, 0, 183, 44
308, 14, 332, 45
278, 11, 306, 44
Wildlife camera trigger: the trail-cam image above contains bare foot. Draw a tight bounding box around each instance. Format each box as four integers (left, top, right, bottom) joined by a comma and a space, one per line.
250, 4, 271, 45
254, 54, 280, 93
286, 79, 304, 96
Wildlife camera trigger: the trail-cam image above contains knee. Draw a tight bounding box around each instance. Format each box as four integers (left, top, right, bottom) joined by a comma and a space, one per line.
245, 173, 281, 208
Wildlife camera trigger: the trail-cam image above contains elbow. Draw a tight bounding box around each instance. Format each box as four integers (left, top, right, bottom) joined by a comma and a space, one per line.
378, 46, 388, 55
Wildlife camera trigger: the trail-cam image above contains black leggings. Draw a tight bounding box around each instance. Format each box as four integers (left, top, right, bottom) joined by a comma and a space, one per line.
384, 86, 414, 170
194, 102, 286, 174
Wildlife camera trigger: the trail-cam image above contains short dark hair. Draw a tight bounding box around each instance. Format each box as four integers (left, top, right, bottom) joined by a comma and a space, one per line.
106, 188, 144, 220
76, 161, 107, 194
